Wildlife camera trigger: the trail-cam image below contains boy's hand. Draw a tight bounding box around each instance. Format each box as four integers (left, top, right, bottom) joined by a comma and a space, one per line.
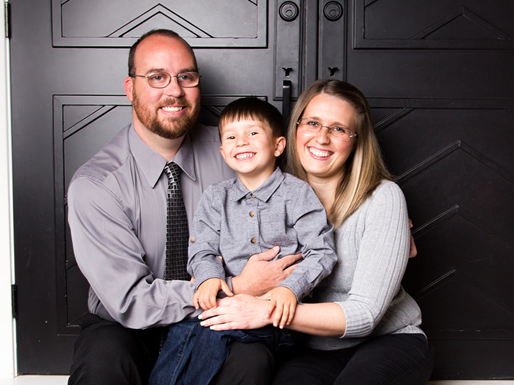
193, 278, 233, 311
259, 287, 297, 329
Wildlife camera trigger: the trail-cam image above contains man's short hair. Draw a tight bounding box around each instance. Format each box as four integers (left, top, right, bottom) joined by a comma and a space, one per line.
219, 98, 284, 138
128, 29, 197, 76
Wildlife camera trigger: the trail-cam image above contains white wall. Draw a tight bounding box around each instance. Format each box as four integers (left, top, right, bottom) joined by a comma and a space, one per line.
0, 0, 16, 379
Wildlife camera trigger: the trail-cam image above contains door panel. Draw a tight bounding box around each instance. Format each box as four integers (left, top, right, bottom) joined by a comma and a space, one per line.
348, 0, 514, 377
53, 0, 267, 48
11, 0, 514, 378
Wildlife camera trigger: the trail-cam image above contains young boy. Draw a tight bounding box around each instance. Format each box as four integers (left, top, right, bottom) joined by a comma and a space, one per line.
149, 98, 336, 385
188, 97, 337, 327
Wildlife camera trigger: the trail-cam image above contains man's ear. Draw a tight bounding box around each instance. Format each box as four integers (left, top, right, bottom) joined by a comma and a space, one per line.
124, 76, 134, 102
274, 136, 286, 157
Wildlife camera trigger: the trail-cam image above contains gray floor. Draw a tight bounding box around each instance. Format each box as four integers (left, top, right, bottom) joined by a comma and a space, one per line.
1, 377, 514, 385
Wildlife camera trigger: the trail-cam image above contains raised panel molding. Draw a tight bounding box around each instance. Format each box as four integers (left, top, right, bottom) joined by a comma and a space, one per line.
354, 1, 514, 49
52, 1, 267, 48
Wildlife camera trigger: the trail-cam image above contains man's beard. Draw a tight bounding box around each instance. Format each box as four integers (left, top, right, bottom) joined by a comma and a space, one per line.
132, 94, 200, 139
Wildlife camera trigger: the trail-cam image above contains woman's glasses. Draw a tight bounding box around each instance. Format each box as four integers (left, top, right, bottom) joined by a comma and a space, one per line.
297, 118, 357, 141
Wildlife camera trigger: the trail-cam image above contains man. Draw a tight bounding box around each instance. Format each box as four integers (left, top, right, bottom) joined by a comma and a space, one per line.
67, 29, 300, 385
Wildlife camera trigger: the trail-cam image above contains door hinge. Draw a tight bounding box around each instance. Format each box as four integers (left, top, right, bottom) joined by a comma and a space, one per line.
4, 1, 10, 39
11, 284, 17, 319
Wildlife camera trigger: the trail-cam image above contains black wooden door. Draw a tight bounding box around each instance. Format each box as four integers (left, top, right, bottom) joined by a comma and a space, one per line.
11, 0, 514, 378
343, 1, 514, 379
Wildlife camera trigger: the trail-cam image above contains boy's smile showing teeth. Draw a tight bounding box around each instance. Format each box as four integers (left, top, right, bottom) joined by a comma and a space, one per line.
235, 152, 256, 160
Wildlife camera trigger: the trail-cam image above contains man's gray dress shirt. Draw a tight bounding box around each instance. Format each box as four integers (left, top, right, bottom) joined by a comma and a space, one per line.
67, 123, 235, 329
188, 168, 337, 300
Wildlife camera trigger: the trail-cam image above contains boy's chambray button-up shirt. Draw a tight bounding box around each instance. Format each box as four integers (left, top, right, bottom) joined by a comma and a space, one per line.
187, 167, 337, 300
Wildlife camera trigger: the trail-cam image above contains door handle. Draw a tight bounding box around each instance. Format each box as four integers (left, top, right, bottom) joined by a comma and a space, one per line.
282, 80, 292, 135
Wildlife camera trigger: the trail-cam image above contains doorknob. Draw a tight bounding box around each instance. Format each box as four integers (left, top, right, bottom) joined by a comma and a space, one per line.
328, 67, 339, 77
279, 2, 299, 22
324, 1, 343, 21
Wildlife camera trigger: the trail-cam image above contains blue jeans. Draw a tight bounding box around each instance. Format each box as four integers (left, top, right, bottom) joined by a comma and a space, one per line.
149, 318, 294, 385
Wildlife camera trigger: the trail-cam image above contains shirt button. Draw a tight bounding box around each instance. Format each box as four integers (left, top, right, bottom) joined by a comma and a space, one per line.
251, 194, 255, 198
190, 238, 195, 243
251, 238, 256, 244
249, 211, 254, 217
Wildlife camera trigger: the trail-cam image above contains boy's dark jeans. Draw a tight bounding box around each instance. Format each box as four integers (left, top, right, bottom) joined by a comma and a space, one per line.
149, 318, 294, 385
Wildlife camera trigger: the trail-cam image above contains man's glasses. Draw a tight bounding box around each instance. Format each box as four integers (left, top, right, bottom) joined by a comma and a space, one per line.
297, 118, 357, 142
130, 71, 201, 88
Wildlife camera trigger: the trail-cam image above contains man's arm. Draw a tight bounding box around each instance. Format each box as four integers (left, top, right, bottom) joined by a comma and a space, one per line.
68, 176, 199, 329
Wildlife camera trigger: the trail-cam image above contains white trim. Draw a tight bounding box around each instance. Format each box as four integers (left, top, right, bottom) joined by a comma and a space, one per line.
0, 0, 16, 379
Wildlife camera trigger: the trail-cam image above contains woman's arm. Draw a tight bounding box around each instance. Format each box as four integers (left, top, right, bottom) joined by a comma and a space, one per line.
285, 302, 346, 336
201, 183, 410, 338
200, 294, 347, 337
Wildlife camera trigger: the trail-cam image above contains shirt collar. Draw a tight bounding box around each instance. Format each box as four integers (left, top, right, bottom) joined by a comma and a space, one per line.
232, 167, 285, 202
129, 124, 197, 188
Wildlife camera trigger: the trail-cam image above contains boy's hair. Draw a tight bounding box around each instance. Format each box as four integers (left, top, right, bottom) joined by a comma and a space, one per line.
219, 98, 284, 138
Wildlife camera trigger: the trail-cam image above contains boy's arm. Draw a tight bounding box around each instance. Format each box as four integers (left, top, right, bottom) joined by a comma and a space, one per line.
278, 183, 338, 300
187, 186, 227, 289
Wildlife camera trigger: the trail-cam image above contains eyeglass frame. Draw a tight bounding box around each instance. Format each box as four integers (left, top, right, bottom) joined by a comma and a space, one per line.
296, 118, 357, 141
129, 71, 201, 89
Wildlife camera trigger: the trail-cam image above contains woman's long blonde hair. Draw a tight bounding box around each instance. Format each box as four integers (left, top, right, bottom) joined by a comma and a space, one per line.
286, 80, 392, 227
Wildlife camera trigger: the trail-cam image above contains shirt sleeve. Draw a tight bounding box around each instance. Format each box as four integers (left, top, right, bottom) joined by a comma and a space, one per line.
67, 176, 200, 329
336, 183, 411, 338
187, 185, 226, 290
278, 183, 338, 300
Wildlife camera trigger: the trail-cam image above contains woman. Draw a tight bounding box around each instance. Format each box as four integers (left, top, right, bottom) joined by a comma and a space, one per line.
201, 80, 434, 384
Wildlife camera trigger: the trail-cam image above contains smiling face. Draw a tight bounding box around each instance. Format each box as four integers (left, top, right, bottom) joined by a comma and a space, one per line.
124, 34, 201, 141
296, 93, 357, 184
219, 119, 285, 191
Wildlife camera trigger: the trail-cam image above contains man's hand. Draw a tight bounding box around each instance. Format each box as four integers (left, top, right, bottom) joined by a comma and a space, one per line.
193, 278, 233, 310
231, 246, 302, 296
260, 287, 297, 329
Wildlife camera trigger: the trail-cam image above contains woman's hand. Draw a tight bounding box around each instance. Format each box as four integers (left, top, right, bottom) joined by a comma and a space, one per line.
199, 294, 273, 331
409, 219, 417, 258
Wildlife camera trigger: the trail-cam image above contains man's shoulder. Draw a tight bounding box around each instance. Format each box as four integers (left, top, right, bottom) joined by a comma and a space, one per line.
71, 125, 132, 185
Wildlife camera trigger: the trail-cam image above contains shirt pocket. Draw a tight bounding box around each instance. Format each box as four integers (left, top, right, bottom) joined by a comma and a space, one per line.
259, 207, 297, 254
